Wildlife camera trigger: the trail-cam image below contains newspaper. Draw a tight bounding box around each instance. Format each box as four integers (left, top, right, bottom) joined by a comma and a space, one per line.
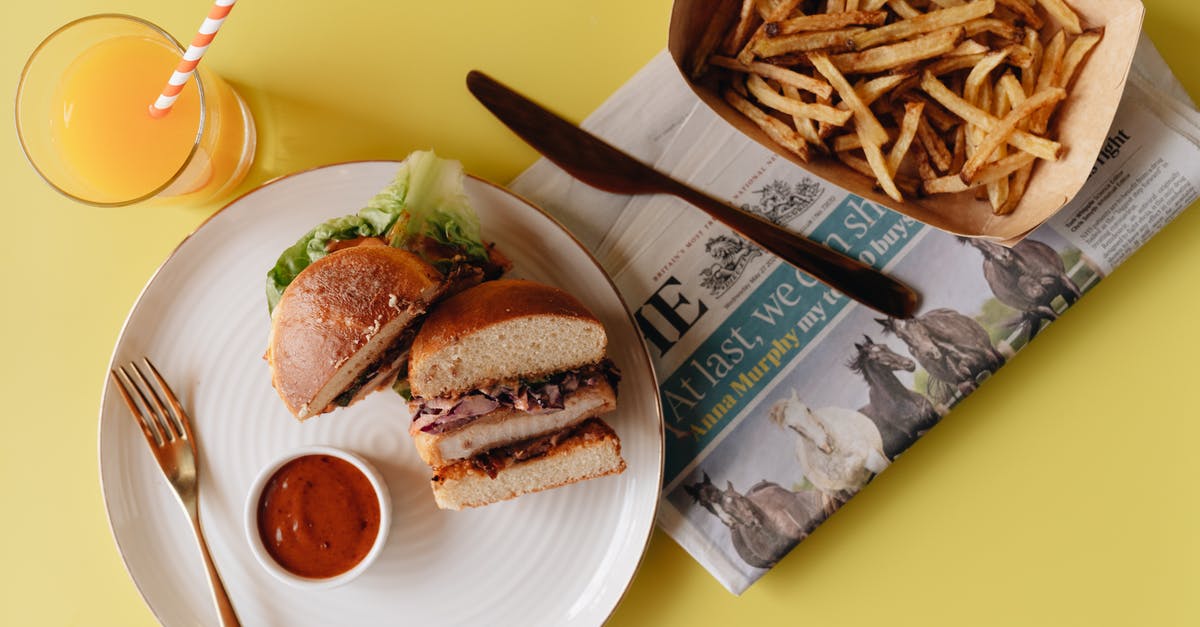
511, 35, 1200, 595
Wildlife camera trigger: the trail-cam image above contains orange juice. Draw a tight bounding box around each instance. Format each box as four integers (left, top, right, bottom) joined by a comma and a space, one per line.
50, 35, 202, 203
17, 15, 255, 207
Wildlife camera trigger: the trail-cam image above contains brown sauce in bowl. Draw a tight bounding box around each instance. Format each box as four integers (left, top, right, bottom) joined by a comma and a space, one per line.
256, 454, 382, 579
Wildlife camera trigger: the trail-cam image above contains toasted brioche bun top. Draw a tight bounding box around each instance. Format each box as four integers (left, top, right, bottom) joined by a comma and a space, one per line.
409, 279, 607, 398
268, 245, 443, 418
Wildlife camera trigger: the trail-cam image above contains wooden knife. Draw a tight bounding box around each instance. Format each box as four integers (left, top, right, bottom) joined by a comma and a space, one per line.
467, 70, 919, 319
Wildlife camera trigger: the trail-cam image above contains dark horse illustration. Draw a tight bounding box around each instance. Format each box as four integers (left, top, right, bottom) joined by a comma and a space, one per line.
878, 308, 1006, 405
963, 238, 1082, 341
684, 473, 825, 569
849, 336, 940, 458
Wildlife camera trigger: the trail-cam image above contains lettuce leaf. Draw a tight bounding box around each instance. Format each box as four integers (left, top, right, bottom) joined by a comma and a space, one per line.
264, 207, 399, 313
265, 151, 489, 314
384, 150, 488, 265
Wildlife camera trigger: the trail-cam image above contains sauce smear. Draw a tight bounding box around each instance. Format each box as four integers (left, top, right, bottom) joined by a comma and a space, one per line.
256, 454, 381, 579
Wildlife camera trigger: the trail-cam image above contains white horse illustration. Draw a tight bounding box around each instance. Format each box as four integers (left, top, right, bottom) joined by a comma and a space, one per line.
769, 391, 890, 511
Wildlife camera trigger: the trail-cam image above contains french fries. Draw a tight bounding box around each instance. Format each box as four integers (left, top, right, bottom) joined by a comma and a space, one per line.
752, 27, 864, 57
709, 55, 833, 99
768, 10, 888, 36
830, 27, 965, 74
746, 74, 853, 125
723, 88, 811, 162
888, 100, 925, 173
961, 86, 1066, 183
1040, 0, 1083, 35
849, 0, 995, 50
696, 0, 1103, 214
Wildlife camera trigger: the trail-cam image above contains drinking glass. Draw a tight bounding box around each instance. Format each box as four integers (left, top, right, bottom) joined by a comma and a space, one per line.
15, 14, 256, 207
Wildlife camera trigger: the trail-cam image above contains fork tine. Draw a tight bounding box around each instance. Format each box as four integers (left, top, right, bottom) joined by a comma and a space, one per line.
142, 357, 192, 441
127, 361, 180, 442
123, 364, 173, 443
111, 367, 165, 447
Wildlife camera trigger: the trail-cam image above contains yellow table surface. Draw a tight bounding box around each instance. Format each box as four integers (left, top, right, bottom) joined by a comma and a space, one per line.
2, 2, 1197, 625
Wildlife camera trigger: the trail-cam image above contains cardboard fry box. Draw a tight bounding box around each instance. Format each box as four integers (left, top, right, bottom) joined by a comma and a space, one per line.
668, 0, 1145, 242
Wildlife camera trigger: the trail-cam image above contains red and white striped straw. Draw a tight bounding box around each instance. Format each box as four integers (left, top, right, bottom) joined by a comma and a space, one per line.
148, 0, 237, 118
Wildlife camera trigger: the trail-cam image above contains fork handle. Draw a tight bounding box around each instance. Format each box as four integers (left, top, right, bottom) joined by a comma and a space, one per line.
189, 511, 242, 627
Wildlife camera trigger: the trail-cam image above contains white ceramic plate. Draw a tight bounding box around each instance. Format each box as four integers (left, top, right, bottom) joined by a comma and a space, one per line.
99, 161, 664, 626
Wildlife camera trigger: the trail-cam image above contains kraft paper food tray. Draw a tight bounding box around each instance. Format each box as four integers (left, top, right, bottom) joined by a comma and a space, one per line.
668, 0, 1145, 242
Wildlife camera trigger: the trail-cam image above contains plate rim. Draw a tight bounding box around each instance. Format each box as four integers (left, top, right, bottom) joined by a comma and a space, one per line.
96, 159, 666, 625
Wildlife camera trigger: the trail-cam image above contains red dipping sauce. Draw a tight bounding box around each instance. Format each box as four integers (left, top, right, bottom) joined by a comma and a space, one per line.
256, 454, 382, 579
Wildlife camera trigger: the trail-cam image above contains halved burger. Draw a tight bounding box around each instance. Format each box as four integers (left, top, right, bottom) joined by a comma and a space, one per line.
264, 151, 508, 420
406, 279, 625, 509
267, 243, 444, 420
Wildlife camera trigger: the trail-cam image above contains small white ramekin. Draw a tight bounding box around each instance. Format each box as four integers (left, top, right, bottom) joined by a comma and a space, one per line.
244, 445, 391, 589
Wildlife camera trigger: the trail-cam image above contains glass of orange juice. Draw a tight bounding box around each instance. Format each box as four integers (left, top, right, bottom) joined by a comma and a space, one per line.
16, 14, 256, 207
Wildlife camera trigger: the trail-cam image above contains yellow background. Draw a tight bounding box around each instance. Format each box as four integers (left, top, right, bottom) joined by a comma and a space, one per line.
2, 1, 1197, 625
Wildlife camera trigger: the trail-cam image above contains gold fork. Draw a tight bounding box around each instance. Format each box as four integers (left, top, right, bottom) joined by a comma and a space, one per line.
111, 358, 241, 627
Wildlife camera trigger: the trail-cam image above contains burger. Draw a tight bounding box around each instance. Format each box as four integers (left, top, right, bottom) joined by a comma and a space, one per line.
265, 151, 508, 420
406, 279, 625, 510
